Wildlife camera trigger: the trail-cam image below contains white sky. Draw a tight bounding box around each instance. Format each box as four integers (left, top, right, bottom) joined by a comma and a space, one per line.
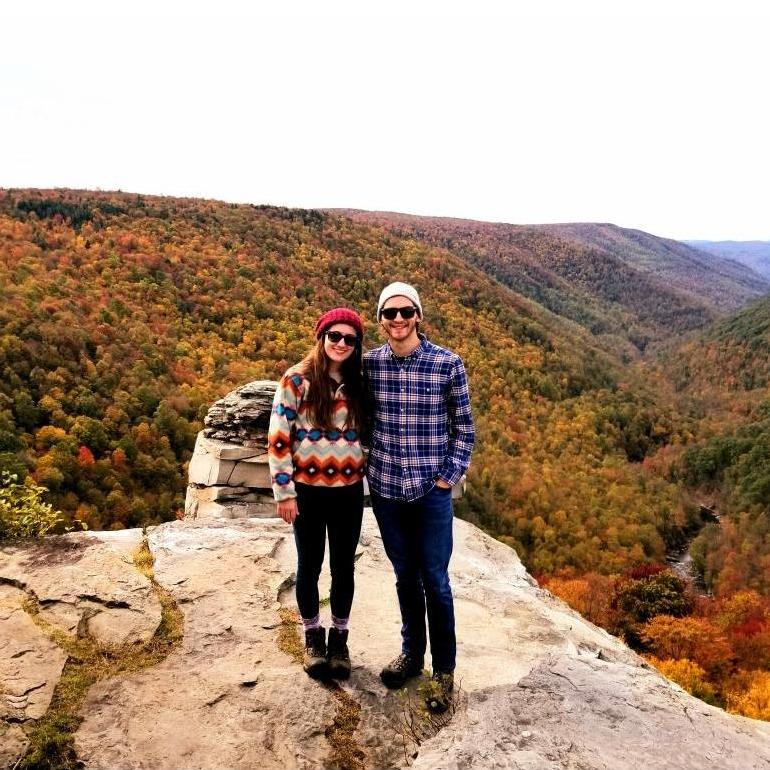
2, 0, 769, 241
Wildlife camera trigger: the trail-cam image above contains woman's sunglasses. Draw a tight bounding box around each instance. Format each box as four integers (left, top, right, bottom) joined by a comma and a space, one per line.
380, 306, 418, 321
325, 330, 359, 347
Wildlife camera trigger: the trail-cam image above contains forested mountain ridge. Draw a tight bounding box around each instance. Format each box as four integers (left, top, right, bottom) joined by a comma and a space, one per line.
333, 211, 767, 356
2, 187, 692, 576
534, 222, 767, 307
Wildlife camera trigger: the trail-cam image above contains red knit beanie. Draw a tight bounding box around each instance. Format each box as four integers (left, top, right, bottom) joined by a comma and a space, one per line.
314, 307, 364, 340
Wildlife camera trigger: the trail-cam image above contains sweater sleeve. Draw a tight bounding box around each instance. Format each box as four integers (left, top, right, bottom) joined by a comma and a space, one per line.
268, 371, 304, 502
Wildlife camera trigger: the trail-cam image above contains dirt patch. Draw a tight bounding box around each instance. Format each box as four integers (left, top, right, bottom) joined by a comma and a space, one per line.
19, 537, 96, 570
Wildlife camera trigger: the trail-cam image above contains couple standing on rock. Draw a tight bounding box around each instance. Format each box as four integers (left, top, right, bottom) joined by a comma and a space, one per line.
267, 281, 475, 714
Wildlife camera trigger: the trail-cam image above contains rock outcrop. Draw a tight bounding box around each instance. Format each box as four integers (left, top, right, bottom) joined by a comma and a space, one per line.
3, 512, 770, 769
185, 380, 277, 521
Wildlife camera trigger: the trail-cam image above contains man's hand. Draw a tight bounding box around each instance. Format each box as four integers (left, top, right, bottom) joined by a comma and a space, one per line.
435, 478, 451, 489
277, 498, 298, 523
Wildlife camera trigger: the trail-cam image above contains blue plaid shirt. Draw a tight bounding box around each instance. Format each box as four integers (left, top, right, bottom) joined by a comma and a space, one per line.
363, 335, 475, 502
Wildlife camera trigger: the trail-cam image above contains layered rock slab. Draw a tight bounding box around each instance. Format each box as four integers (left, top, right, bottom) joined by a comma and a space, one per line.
0, 530, 162, 647
75, 519, 342, 770
0, 530, 164, 767
0, 581, 67, 764
413, 654, 770, 770
3, 511, 769, 769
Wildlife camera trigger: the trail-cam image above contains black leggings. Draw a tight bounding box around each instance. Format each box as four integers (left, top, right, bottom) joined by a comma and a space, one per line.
293, 481, 364, 622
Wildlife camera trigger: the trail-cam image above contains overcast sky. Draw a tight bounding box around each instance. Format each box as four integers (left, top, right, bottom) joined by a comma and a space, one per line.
2, 0, 769, 241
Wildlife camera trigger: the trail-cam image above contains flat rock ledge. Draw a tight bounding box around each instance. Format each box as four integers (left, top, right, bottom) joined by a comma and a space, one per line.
0, 529, 163, 765
2, 514, 770, 770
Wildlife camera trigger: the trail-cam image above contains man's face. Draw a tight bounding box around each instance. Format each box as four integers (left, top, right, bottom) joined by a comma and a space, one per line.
380, 295, 420, 342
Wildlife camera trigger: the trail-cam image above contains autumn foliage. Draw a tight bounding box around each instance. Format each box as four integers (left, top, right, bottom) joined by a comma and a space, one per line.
0, 189, 693, 565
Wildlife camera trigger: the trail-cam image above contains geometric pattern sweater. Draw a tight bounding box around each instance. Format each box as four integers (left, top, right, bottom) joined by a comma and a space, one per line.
268, 366, 366, 502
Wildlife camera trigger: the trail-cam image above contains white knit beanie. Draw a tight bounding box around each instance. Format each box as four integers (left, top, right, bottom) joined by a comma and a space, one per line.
377, 282, 423, 319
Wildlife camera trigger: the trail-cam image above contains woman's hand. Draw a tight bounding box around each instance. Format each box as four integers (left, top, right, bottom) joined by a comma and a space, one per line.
277, 498, 299, 524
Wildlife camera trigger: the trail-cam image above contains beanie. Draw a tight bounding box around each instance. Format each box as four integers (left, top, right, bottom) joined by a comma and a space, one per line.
377, 282, 423, 319
314, 307, 364, 340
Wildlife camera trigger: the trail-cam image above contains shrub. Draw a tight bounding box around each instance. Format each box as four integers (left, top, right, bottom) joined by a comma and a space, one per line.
0, 471, 70, 540
726, 670, 770, 720
642, 615, 734, 679
614, 571, 692, 624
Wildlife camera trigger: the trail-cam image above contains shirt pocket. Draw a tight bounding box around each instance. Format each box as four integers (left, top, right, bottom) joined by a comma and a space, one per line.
417, 384, 445, 413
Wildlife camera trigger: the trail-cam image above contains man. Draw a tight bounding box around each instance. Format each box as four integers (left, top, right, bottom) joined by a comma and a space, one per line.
363, 281, 475, 713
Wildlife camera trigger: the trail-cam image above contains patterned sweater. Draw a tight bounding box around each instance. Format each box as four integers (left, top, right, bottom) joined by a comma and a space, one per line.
268, 366, 366, 502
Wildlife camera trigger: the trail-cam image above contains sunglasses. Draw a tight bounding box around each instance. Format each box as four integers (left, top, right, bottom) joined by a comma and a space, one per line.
380, 306, 418, 321
325, 330, 359, 347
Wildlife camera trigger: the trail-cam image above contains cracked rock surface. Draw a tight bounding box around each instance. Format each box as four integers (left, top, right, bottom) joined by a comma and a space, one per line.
0, 529, 162, 648
3, 512, 770, 769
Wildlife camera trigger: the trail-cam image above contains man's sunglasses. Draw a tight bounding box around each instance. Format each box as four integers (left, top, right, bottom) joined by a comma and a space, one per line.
380, 306, 418, 321
325, 330, 359, 347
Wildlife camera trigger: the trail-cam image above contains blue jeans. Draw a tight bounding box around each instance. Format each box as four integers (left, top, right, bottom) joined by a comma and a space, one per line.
371, 485, 456, 673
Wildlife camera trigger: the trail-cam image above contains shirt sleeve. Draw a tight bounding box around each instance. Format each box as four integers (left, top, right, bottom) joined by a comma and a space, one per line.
361, 357, 374, 450
268, 371, 304, 502
438, 357, 475, 486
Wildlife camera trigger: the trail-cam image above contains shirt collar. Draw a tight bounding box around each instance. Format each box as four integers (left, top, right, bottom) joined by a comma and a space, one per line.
388, 333, 429, 361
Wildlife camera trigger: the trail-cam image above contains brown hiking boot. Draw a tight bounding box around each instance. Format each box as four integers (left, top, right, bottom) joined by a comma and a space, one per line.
380, 653, 423, 689
425, 671, 454, 714
303, 626, 329, 680
327, 627, 351, 680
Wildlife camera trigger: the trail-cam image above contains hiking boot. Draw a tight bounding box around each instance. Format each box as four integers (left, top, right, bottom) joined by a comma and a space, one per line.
303, 626, 329, 680
327, 627, 352, 680
425, 671, 454, 714
380, 653, 423, 689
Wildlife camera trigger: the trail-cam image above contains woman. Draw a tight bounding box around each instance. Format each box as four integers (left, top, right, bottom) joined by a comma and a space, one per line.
268, 307, 366, 681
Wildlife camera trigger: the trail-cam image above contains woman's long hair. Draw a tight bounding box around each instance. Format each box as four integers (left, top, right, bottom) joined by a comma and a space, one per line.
299, 337, 364, 432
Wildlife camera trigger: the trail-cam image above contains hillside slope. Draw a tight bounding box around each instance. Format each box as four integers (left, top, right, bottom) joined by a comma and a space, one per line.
1, 189, 696, 577
335, 211, 766, 354
656, 295, 770, 596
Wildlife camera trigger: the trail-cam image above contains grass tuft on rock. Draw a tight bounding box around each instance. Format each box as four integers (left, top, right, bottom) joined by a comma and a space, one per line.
275, 605, 367, 769
132, 534, 155, 580
326, 687, 366, 770
277, 607, 304, 664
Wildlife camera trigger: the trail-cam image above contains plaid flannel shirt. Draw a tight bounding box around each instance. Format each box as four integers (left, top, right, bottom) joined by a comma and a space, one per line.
363, 335, 475, 502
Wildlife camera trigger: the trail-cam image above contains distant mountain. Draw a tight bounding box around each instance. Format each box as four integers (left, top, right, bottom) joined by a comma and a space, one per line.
334, 212, 768, 355
685, 240, 770, 281
534, 223, 768, 309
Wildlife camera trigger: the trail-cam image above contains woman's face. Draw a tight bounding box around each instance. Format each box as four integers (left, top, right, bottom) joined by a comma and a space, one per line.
323, 323, 359, 365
